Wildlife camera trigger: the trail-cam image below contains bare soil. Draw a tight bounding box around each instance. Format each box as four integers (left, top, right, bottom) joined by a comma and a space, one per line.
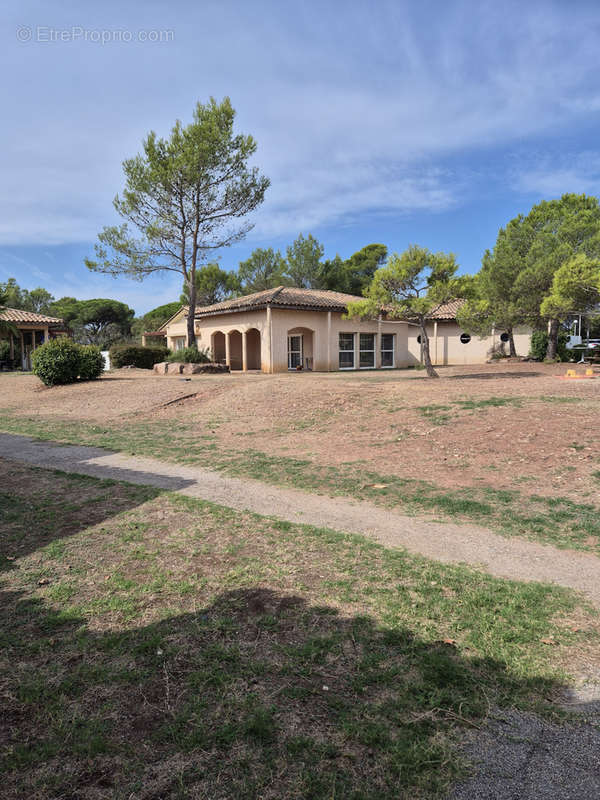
2, 362, 599, 503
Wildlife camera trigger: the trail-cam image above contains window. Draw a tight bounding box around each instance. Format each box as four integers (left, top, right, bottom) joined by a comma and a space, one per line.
359, 333, 375, 368
500, 332, 510, 343
381, 333, 395, 367
174, 337, 186, 351
460, 333, 471, 344
339, 332, 355, 369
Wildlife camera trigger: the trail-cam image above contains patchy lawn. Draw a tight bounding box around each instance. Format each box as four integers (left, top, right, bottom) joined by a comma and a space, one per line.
1, 460, 598, 799
1, 363, 600, 553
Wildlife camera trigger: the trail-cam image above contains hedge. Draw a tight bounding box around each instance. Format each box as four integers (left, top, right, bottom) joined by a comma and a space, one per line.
78, 345, 106, 380
109, 344, 169, 369
32, 339, 104, 386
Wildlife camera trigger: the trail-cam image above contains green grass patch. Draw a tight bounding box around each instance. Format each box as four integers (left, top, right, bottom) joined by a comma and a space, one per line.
1, 463, 596, 798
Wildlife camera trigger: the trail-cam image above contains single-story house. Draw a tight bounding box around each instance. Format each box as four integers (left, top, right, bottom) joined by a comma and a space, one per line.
158, 288, 531, 373
0, 307, 68, 370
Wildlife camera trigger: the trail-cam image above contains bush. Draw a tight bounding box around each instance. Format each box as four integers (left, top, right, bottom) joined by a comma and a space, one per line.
32, 338, 81, 386
32, 339, 106, 386
109, 344, 169, 369
78, 345, 105, 380
167, 346, 210, 364
528, 330, 570, 361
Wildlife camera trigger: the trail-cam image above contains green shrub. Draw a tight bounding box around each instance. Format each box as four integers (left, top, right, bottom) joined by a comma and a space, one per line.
167, 346, 210, 364
0, 341, 11, 361
32, 338, 81, 386
109, 344, 169, 369
528, 330, 570, 361
78, 345, 105, 380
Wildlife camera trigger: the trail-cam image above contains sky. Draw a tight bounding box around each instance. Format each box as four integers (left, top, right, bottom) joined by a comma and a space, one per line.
3, 0, 600, 314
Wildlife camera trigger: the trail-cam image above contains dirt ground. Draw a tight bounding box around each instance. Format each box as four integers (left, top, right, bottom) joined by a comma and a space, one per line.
1, 362, 599, 502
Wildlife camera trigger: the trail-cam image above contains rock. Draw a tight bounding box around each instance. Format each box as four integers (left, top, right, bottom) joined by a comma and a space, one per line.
155, 361, 230, 375
181, 363, 204, 374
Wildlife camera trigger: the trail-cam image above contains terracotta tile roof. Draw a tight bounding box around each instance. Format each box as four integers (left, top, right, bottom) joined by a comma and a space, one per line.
0, 306, 65, 325
427, 298, 467, 320
195, 287, 364, 317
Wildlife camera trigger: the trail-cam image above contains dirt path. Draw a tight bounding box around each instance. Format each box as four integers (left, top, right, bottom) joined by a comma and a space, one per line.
3, 432, 600, 608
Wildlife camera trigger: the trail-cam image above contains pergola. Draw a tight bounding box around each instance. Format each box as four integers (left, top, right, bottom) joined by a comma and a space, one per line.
0, 307, 68, 370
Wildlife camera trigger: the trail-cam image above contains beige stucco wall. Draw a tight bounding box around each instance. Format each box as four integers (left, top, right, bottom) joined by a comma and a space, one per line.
269, 309, 409, 372
407, 321, 531, 366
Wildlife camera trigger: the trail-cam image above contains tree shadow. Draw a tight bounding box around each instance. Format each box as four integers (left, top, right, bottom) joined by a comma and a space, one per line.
0, 585, 572, 800
0, 455, 168, 569
446, 371, 543, 380
0, 434, 199, 491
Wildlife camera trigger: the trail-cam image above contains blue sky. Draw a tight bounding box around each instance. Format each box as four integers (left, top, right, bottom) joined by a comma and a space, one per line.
3, 0, 600, 314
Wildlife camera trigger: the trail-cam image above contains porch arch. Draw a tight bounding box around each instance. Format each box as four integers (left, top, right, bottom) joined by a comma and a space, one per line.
245, 328, 261, 370
211, 331, 226, 364
287, 326, 315, 370
228, 330, 243, 371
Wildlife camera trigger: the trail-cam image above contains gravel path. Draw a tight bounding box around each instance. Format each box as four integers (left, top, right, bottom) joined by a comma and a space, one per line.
2, 431, 600, 607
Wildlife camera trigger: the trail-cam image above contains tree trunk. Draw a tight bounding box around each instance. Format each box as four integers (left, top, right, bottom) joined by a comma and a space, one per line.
420, 322, 439, 378
508, 328, 517, 358
186, 273, 197, 348
545, 318, 559, 361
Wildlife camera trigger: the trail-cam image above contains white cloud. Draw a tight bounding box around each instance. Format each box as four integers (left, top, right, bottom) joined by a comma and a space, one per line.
2, 0, 600, 246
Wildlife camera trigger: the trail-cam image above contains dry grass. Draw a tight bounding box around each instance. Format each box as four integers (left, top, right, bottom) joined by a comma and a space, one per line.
1, 459, 598, 799
2, 363, 599, 504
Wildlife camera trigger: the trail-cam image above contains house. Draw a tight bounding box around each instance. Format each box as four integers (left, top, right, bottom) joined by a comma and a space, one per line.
158, 288, 531, 373
0, 307, 68, 370
408, 299, 531, 367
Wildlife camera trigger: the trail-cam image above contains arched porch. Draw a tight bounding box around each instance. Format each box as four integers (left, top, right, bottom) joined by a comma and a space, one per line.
287, 327, 314, 371
210, 328, 262, 371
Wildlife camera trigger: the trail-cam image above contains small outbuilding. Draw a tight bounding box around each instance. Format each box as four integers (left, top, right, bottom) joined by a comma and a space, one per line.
0, 307, 69, 370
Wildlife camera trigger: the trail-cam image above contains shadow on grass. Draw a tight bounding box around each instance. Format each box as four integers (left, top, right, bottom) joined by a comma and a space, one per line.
0, 585, 568, 800
0, 433, 200, 494
0, 457, 164, 570
446, 371, 543, 380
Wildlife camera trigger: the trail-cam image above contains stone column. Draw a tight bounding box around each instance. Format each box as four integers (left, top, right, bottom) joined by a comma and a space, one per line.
43, 326, 49, 343
242, 330, 248, 371
433, 321, 438, 365
225, 331, 231, 368
376, 315, 382, 369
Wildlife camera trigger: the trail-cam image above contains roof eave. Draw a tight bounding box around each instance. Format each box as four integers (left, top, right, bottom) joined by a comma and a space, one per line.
195, 302, 351, 318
